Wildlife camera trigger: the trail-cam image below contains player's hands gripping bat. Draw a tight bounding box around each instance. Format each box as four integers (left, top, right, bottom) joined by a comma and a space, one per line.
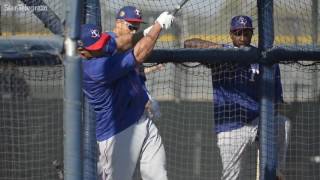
145, 0, 190, 33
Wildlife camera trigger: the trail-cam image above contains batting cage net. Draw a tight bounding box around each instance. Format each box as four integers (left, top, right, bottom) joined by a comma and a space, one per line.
141, 62, 320, 180
101, 0, 258, 48
0, 0, 319, 180
0, 0, 64, 36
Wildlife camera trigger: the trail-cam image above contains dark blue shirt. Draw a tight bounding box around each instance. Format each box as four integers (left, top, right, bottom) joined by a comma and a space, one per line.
213, 46, 283, 133
82, 50, 149, 141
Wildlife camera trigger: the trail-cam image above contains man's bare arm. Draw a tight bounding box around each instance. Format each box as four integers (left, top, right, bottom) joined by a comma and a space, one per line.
133, 23, 162, 64
133, 11, 174, 63
184, 38, 223, 48
144, 64, 164, 74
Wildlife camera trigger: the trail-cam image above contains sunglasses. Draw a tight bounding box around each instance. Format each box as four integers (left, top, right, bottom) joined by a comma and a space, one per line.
231, 29, 253, 36
123, 21, 139, 31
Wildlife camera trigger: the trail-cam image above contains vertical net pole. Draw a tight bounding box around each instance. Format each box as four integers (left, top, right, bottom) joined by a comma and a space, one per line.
64, 0, 83, 179
0, 5, 2, 36
83, 1, 101, 179
83, 98, 97, 179
312, 0, 318, 46
12, 0, 17, 35
311, 0, 319, 102
258, 0, 277, 180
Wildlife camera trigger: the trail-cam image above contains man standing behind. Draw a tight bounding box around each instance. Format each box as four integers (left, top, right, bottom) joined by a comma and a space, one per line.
184, 15, 289, 180
80, 8, 174, 180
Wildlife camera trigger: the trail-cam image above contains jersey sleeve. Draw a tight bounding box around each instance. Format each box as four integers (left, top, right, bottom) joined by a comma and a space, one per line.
102, 33, 117, 56
82, 50, 136, 84
102, 50, 136, 82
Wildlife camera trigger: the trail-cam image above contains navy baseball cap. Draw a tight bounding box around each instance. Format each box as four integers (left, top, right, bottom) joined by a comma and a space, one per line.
230, 15, 254, 31
79, 24, 110, 51
116, 6, 144, 23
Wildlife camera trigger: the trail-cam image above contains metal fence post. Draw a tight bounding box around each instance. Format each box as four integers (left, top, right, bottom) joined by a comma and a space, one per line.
64, 0, 83, 179
258, 0, 277, 179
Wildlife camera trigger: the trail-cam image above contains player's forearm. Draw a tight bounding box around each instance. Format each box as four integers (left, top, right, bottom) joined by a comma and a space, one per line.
144, 64, 164, 74
184, 38, 222, 48
115, 29, 151, 52
134, 23, 162, 64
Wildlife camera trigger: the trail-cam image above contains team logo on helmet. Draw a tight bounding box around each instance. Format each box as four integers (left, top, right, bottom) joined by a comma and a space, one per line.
119, 11, 125, 17
90, 29, 100, 38
238, 16, 247, 25
135, 9, 141, 17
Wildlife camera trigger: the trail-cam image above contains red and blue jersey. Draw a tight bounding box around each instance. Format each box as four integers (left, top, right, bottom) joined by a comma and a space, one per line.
213, 45, 283, 133
82, 50, 149, 141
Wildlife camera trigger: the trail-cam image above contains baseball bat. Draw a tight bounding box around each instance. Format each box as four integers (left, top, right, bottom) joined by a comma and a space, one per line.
171, 0, 190, 15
